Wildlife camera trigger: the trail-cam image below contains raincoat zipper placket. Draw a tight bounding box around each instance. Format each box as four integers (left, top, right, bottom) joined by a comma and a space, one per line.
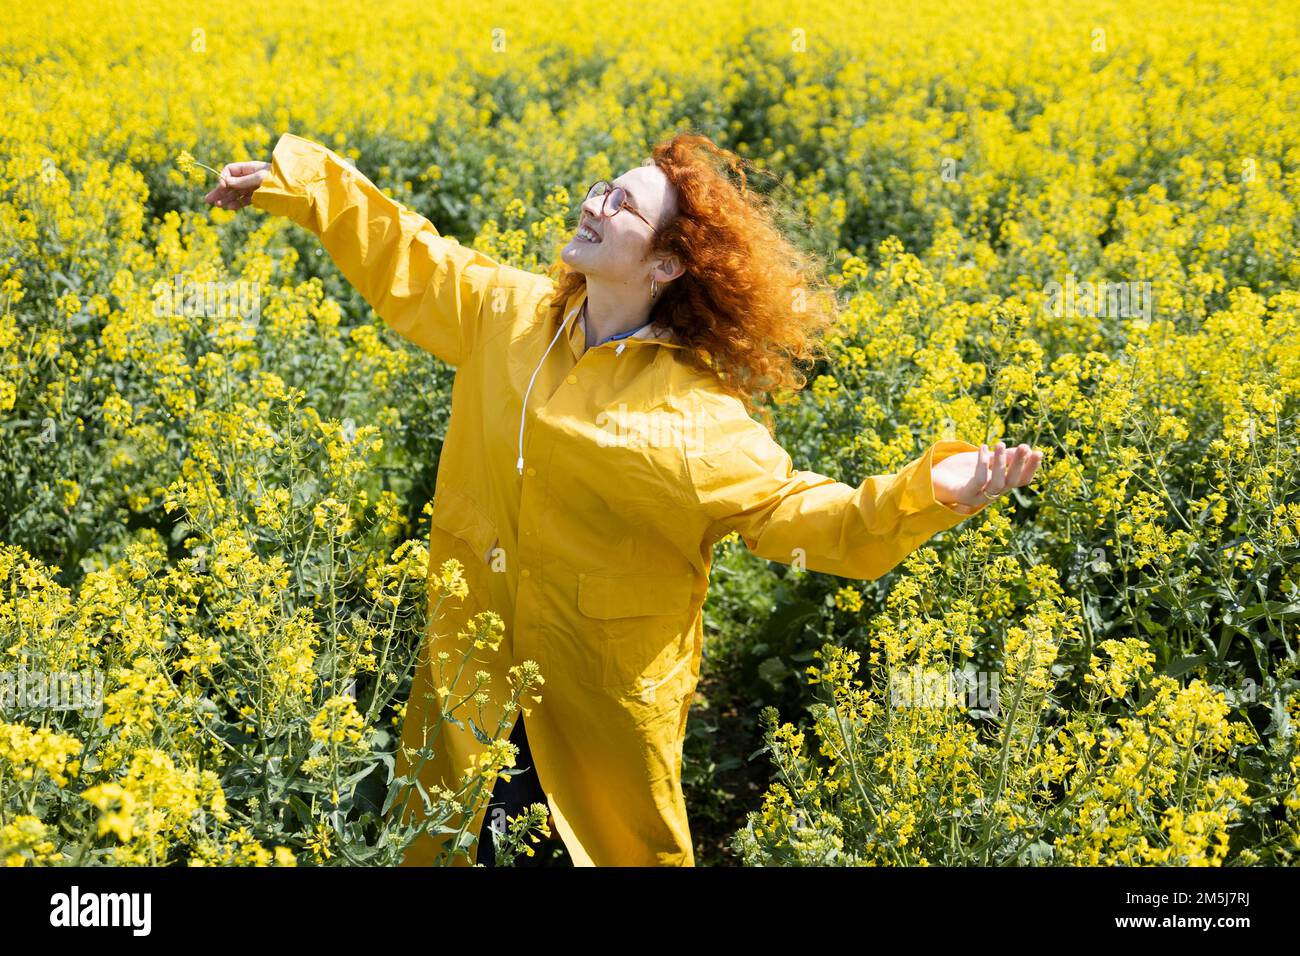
512, 302, 641, 672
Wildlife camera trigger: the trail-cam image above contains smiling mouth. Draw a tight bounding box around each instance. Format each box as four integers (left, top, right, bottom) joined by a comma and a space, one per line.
575, 222, 602, 243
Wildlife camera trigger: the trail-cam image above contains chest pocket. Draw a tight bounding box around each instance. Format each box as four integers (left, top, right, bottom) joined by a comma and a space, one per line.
577, 571, 696, 695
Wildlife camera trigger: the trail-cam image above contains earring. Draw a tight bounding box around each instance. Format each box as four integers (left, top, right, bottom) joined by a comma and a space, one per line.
650, 277, 658, 300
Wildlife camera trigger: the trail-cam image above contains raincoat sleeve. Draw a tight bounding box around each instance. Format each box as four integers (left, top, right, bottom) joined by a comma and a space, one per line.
250, 131, 529, 366
689, 412, 990, 580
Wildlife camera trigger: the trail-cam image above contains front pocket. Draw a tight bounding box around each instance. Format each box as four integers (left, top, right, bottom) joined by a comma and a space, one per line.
577, 571, 696, 692
426, 486, 499, 633
429, 486, 498, 566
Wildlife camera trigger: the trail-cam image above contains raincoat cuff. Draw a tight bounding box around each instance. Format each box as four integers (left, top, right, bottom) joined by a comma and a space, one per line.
250, 132, 331, 227
899, 439, 990, 534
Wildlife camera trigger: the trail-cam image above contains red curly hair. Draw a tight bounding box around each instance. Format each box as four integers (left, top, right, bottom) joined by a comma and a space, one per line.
543, 130, 839, 428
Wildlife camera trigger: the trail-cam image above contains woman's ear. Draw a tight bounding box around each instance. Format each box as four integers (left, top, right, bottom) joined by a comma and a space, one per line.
656, 256, 685, 283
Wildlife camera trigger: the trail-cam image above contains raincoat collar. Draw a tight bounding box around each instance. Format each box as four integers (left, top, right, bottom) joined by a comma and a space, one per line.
563, 286, 681, 361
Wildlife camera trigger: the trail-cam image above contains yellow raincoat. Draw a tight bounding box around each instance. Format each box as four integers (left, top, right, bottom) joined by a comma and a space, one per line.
250, 133, 990, 866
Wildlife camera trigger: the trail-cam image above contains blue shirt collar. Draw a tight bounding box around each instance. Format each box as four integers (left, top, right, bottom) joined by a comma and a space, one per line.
597, 321, 652, 345
581, 302, 652, 345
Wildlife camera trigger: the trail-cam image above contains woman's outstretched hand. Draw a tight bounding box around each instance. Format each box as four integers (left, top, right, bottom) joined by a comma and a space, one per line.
204, 160, 271, 210
931, 441, 1043, 514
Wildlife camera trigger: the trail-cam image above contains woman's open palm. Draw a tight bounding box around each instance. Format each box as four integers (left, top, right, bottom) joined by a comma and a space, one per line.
931, 441, 1043, 514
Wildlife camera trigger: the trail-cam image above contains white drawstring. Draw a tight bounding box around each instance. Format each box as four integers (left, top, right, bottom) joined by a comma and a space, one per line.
517, 302, 581, 474
516, 300, 639, 474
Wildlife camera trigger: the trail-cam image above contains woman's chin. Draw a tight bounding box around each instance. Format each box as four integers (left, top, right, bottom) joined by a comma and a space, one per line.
561, 241, 596, 265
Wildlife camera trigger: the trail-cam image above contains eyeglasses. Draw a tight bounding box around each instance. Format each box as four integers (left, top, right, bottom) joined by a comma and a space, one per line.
583, 180, 658, 234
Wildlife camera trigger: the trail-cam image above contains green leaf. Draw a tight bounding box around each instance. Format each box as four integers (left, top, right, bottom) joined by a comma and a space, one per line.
1238, 600, 1300, 624
288, 795, 314, 828
1165, 654, 1209, 676
339, 762, 379, 789
467, 717, 492, 746
1021, 840, 1055, 863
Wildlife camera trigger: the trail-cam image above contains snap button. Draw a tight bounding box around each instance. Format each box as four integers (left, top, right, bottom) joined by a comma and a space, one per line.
521, 568, 531, 578
526, 466, 536, 477
566, 374, 578, 384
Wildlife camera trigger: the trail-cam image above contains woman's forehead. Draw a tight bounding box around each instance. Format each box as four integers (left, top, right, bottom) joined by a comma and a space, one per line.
614, 163, 673, 215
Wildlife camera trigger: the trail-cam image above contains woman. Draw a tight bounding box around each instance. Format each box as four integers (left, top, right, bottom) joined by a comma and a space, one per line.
206, 131, 1042, 867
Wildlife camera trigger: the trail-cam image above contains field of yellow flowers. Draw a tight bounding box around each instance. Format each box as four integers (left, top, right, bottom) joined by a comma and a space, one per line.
2, 0, 1299, 866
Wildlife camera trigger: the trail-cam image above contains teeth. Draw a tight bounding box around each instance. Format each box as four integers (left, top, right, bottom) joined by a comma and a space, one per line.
577, 225, 600, 242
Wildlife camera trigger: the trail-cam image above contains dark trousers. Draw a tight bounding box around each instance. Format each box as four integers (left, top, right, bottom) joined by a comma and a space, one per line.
476, 715, 570, 866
